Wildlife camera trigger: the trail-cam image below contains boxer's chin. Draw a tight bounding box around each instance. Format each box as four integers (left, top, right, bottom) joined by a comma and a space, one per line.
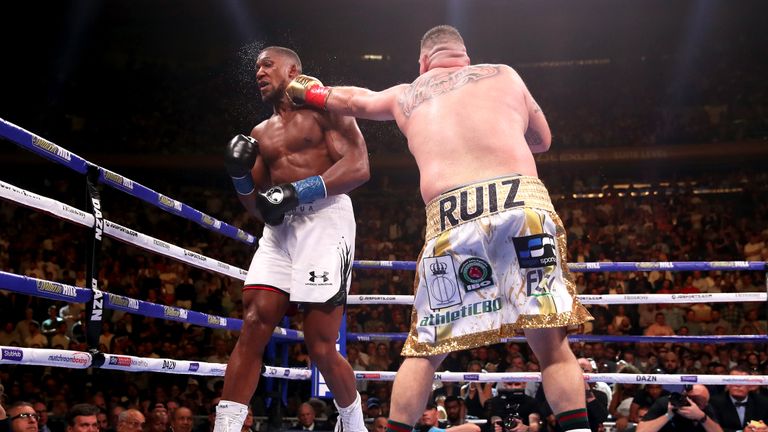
260, 86, 280, 103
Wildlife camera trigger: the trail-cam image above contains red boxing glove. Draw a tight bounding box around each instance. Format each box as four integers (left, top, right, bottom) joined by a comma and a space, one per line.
286, 74, 331, 108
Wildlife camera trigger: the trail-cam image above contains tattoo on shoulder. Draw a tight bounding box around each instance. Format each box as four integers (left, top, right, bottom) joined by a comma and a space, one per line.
398, 65, 500, 117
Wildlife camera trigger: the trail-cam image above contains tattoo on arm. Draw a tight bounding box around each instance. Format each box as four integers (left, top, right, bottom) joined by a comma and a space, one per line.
397, 65, 499, 117
531, 100, 542, 114
525, 128, 544, 148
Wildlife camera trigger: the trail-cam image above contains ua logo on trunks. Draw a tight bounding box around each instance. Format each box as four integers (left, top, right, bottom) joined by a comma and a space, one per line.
308, 271, 329, 283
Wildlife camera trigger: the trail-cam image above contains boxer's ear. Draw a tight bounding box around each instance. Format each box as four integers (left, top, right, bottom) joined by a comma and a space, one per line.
419, 53, 429, 75
288, 63, 300, 79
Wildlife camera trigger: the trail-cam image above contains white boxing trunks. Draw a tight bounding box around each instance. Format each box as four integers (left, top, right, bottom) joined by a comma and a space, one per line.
402, 175, 592, 357
244, 194, 355, 305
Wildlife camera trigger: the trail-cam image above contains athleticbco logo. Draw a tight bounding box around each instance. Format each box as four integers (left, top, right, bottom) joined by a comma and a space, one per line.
513, 234, 557, 268
458, 258, 494, 291
308, 271, 329, 283
423, 255, 461, 310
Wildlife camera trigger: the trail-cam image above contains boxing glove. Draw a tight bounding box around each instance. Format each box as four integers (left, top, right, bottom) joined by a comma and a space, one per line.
225, 134, 259, 195
286, 74, 332, 108
256, 176, 327, 226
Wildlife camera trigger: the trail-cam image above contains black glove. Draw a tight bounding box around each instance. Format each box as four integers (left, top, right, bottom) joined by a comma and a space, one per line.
256, 183, 299, 225
225, 134, 259, 194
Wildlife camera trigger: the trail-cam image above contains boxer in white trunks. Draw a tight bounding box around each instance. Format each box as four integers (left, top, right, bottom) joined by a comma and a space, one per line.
215, 46, 370, 432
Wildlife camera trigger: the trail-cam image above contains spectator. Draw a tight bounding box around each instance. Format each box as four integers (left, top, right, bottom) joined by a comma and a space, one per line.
636, 384, 720, 432
40, 306, 63, 338
50, 322, 70, 350
644, 314, 674, 337
416, 401, 479, 432
5, 402, 39, 432
630, 385, 669, 424
107, 407, 124, 432
709, 367, 768, 431
291, 402, 328, 431
116, 410, 145, 432
95, 410, 108, 432
485, 379, 542, 432
169, 407, 193, 432
442, 396, 467, 427
0, 322, 21, 346
460, 361, 493, 419
65, 404, 99, 432
148, 409, 169, 432
32, 401, 60, 432
365, 398, 383, 421
579, 358, 612, 410
372, 416, 387, 432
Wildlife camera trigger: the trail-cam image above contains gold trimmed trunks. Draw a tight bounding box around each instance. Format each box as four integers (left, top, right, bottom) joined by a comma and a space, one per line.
403, 175, 592, 357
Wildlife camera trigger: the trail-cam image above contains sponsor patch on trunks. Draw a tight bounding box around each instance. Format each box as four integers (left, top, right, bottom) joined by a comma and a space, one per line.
513, 234, 557, 268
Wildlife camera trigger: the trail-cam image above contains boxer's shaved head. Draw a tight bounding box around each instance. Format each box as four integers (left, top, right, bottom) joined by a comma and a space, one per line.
420, 25, 465, 53
260, 46, 302, 73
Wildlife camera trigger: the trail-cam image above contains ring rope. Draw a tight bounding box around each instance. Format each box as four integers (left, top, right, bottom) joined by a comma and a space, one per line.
347, 293, 768, 305
0, 270, 304, 340
347, 333, 768, 344
355, 260, 768, 272
0, 180, 248, 281
0, 118, 256, 245
3, 179, 765, 280
2, 346, 766, 386
5, 270, 764, 345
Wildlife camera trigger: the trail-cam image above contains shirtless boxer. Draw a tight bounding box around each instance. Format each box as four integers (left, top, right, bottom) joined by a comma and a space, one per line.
286, 26, 593, 432
214, 46, 369, 432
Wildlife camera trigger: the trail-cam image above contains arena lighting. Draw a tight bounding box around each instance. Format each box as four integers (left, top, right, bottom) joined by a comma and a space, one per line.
516, 58, 611, 68
572, 193, 604, 199
693, 187, 744, 195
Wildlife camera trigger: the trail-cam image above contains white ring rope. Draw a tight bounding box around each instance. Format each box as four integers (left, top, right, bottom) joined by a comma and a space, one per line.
2, 346, 765, 385
6, 179, 764, 308
0, 180, 248, 281
348, 292, 768, 305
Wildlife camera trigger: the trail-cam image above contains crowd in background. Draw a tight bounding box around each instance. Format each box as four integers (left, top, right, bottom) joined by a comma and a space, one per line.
1, 166, 767, 431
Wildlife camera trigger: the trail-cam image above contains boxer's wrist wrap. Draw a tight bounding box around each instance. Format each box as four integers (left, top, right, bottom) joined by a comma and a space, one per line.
305, 86, 332, 109
231, 175, 255, 195
291, 175, 327, 204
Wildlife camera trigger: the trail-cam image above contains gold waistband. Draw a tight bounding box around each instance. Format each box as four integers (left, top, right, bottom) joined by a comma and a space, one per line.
425, 176, 554, 240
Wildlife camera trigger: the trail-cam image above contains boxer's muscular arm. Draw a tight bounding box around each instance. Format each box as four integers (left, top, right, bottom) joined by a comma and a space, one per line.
286, 75, 406, 120
326, 85, 407, 121
524, 89, 552, 153
235, 126, 270, 219
320, 113, 370, 194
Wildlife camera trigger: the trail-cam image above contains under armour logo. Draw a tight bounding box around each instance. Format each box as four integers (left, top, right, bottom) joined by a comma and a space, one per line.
309, 271, 329, 283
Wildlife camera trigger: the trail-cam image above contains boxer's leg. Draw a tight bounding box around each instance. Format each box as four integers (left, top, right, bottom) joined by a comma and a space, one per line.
525, 326, 590, 432
386, 354, 447, 432
304, 303, 366, 432
214, 288, 290, 432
